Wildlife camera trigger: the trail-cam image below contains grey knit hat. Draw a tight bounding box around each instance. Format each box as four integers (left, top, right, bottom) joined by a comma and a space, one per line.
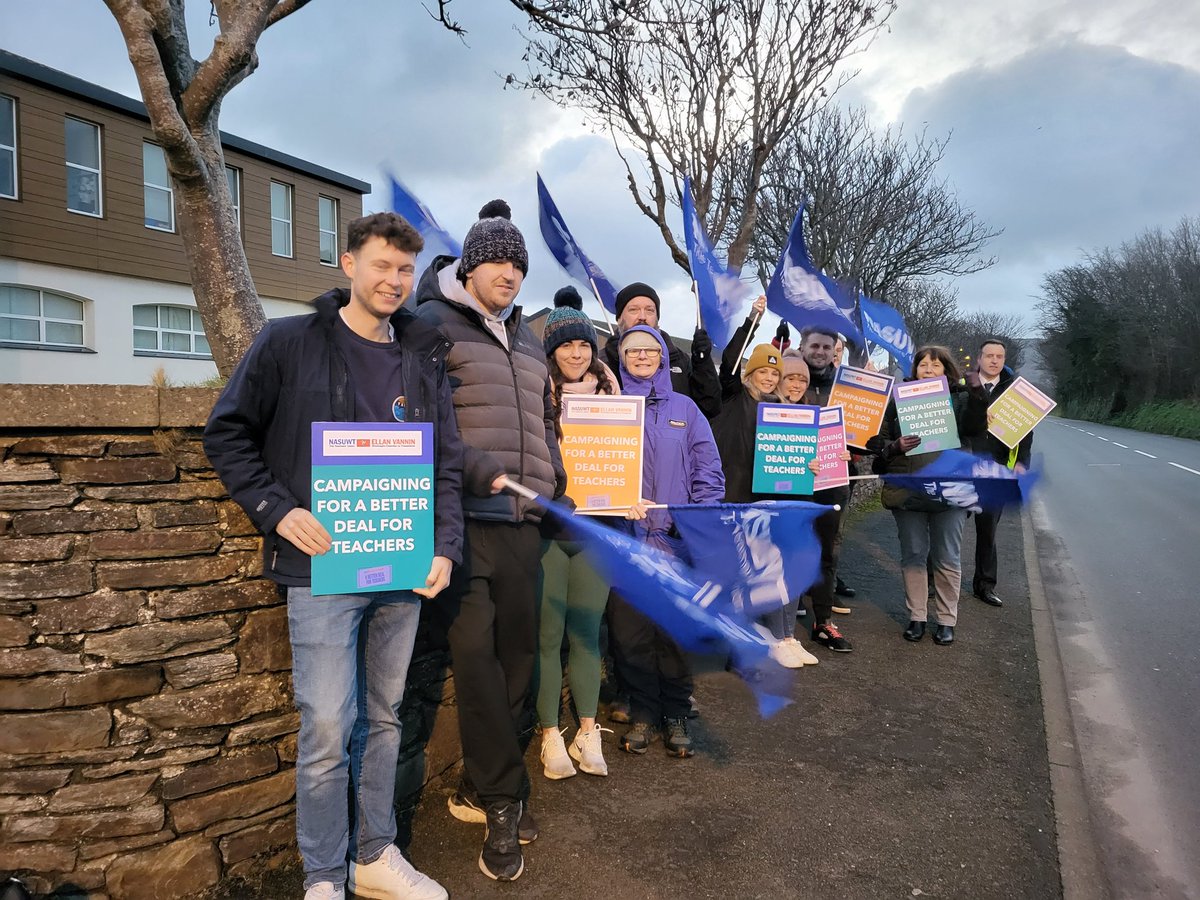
460, 199, 529, 275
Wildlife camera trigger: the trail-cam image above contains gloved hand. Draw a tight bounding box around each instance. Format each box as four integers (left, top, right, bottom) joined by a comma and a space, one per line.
886, 434, 922, 458
691, 327, 712, 358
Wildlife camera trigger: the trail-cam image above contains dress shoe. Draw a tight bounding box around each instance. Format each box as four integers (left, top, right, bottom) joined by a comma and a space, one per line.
933, 624, 955, 645
834, 577, 856, 598
974, 589, 1002, 607
902, 620, 926, 642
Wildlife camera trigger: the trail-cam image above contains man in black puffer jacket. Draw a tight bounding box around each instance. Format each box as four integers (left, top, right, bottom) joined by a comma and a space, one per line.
416, 200, 566, 884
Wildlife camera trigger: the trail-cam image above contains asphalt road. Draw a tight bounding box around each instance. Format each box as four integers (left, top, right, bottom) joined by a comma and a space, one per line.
1033, 418, 1200, 898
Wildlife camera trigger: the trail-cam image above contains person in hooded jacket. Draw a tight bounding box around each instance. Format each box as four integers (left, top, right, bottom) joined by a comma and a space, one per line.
535, 303, 619, 781
414, 200, 567, 883
868, 345, 988, 646
609, 323, 725, 758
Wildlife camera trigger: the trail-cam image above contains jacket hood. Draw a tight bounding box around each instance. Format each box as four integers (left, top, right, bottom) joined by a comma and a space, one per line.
312, 287, 447, 356
618, 325, 672, 399
414, 254, 459, 306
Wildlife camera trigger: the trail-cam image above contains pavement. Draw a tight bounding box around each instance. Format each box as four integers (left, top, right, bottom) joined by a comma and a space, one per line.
213, 501, 1062, 899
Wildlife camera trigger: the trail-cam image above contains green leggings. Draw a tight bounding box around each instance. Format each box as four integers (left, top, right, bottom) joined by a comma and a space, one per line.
536, 539, 608, 727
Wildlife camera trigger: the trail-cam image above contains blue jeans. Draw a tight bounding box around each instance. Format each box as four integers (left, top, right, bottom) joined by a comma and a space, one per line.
892, 508, 968, 625
287, 586, 422, 889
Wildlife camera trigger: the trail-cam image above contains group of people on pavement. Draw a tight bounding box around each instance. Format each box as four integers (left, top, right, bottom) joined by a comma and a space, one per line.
203, 203, 1030, 899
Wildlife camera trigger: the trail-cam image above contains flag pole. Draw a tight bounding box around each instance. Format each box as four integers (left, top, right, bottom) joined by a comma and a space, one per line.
735, 307, 764, 365
693, 280, 702, 331
589, 278, 615, 335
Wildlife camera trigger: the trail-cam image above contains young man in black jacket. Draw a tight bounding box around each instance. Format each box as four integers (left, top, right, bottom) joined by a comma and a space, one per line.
204, 213, 460, 900
416, 201, 567, 883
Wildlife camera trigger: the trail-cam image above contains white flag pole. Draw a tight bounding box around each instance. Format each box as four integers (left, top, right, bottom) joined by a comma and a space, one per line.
735, 307, 764, 365
693, 280, 702, 331
589, 278, 615, 335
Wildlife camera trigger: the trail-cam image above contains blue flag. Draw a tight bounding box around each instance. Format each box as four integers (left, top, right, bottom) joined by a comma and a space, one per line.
859, 293, 914, 374
683, 177, 749, 351
671, 501, 826, 616
542, 501, 792, 717
881, 449, 1039, 513
387, 175, 461, 274
766, 205, 865, 348
536, 173, 619, 315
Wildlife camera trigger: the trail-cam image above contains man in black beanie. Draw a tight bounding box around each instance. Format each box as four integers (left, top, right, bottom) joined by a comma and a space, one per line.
602, 281, 721, 418
415, 200, 567, 883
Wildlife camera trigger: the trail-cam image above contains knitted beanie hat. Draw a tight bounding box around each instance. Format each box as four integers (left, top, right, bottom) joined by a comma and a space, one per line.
614, 282, 661, 318
553, 285, 584, 310
781, 350, 809, 378
542, 306, 598, 357
618, 329, 662, 355
744, 343, 784, 377
460, 199, 528, 275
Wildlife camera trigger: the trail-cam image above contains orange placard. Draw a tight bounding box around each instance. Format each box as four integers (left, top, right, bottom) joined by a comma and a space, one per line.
559, 395, 645, 515
827, 365, 895, 450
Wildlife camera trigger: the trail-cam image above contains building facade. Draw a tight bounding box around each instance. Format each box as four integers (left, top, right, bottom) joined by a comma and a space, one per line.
0, 51, 369, 385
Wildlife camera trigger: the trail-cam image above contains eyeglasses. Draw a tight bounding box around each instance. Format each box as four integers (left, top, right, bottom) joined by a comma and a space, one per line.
623, 347, 662, 358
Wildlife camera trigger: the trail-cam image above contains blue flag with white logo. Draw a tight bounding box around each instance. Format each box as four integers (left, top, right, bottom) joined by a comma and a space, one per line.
541, 500, 792, 717
388, 175, 461, 274
766, 205, 865, 348
683, 177, 749, 352
670, 501, 826, 616
859, 293, 914, 374
536, 174, 619, 315
881, 449, 1039, 513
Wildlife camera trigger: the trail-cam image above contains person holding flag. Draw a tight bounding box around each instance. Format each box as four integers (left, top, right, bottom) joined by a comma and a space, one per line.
609, 321, 725, 757
868, 346, 988, 646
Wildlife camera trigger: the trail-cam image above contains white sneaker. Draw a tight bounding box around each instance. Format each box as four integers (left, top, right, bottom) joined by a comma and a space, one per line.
568, 724, 612, 776
768, 638, 805, 669
540, 726, 577, 780
349, 844, 448, 900
782, 636, 819, 666
304, 884, 344, 900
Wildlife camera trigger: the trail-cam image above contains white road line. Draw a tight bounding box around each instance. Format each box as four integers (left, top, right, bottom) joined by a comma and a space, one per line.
1113, 442, 1128, 448
1135, 450, 1157, 459
1083, 431, 1095, 436
1096, 436, 1110, 441
1168, 462, 1200, 477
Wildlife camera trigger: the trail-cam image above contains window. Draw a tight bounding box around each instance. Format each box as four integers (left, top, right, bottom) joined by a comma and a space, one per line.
270, 181, 293, 257
318, 196, 339, 265
0, 95, 16, 200
65, 116, 102, 216
132, 304, 210, 357
142, 142, 174, 231
225, 165, 241, 232
0, 286, 86, 348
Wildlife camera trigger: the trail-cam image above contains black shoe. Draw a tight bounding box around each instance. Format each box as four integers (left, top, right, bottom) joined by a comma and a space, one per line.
518, 803, 538, 845
620, 721, 654, 754
933, 624, 955, 645
902, 620, 926, 642
479, 801, 524, 881
663, 717, 695, 758
835, 577, 856, 598
975, 589, 1002, 607
812, 622, 853, 652
447, 789, 486, 824
1, 879, 33, 900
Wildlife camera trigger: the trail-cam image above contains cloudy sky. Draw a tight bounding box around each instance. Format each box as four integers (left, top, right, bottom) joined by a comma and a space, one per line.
3, 0, 1198, 339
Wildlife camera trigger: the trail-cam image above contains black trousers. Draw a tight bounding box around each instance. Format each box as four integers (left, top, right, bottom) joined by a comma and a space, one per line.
433, 520, 540, 806
972, 507, 1002, 594
810, 486, 849, 623
606, 593, 693, 724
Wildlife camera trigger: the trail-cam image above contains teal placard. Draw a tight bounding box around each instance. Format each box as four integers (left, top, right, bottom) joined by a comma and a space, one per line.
310, 422, 434, 596
751, 403, 820, 495
894, 376, 960, 454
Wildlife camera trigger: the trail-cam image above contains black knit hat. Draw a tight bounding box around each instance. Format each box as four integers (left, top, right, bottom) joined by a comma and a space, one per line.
460, 199, 529, 275
542, 306, 598, 357
615, 282, 660, 318
554, 285, 584, 310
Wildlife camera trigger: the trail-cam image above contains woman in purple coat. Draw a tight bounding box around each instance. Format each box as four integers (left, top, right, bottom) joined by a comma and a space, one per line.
609, 324, 725, 758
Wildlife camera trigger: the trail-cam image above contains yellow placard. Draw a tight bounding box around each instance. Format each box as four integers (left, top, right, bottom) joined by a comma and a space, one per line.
559, 395, 645, 515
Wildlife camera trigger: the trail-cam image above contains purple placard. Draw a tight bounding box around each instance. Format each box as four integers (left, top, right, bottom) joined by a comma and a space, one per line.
311, 422, 434, 467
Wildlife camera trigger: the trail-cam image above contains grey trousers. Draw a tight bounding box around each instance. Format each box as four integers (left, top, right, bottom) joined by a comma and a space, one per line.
892, 508, 968, 625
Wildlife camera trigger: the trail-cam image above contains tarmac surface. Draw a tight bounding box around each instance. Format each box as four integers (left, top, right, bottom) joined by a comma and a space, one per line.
215, 503, 1061, 899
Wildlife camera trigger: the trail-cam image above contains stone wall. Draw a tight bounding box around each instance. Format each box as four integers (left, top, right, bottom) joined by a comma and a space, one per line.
0, 386, 460, 899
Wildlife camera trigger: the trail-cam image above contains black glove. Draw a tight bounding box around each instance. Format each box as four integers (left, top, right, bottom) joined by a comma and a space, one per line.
885, 434, 922, 459
691, 327, 712, 358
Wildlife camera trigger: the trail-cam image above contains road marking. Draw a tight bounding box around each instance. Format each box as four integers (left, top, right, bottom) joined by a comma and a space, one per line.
1086, 463, 1121, 467
1169, 462, 1200, 477
1096, 436, 1110, 442
1083, 431, 1095, 436
1113, 442, 1128, 448
1135, 450, 1157, 459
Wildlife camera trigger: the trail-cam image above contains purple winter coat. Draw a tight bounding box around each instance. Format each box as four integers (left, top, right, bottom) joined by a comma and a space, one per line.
618, 325, 725, 549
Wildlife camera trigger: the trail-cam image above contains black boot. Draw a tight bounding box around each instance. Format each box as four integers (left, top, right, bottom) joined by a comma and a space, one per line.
933, 624, 955, 645
902, 620, 926, 642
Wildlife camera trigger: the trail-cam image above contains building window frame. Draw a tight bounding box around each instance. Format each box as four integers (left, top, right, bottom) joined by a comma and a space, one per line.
64, 115, 103, 218
0, 285, 88, 350
0, 94, 17, 201
225, 165, 242, 234
142, 142, 175, 232
270, 180, 293, 258
132, 304, 212, 359
318, 195, 339, 266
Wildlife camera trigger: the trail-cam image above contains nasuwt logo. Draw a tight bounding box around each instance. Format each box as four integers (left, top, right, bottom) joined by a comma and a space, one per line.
323, 430, 424, 457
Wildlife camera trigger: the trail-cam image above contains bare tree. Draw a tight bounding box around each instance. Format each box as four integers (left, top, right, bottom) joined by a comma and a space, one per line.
888, 278, 961, 348
515, 0, 896, 272
751, 105, 999, 299
102, 0, 621, 375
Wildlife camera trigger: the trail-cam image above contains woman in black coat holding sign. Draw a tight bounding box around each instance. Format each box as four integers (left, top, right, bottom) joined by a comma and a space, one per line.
868, 345, 987, 645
